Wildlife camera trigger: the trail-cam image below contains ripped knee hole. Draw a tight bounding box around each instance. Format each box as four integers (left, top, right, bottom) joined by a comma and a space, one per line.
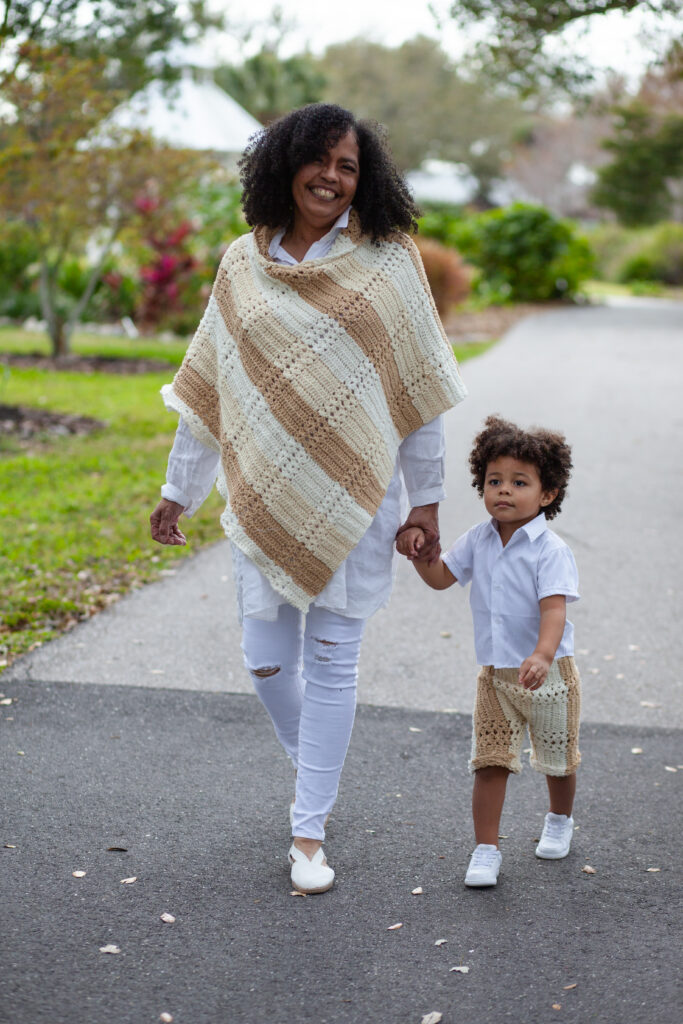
251, 665, 281, 678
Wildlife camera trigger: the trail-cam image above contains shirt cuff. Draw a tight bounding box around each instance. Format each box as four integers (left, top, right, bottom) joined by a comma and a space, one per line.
406, 484, 447, 508
161, 482, 194, 516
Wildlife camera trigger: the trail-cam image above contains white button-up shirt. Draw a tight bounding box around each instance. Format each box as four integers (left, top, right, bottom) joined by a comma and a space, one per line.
442, 513, 579, 667
162, 207, 447, 620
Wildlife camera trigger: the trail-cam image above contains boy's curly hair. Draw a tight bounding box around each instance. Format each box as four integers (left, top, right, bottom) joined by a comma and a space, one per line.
469, 415, 573, 520
238, 103, 420, 240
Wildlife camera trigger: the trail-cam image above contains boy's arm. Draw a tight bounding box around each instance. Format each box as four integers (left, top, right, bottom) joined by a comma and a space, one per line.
519, 595, 567, 689
396, 528, 457, 589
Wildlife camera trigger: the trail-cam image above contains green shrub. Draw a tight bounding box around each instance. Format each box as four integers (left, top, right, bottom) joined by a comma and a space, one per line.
617, 223, 683, 286
461, 204, 593, 302
0, 220, 42, 318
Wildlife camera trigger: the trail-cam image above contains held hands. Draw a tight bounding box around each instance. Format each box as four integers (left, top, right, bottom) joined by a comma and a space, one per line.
150, 499, 187, 546
395, 503, 441, 564
396, 526, 426, 560
518, 652, 552, 690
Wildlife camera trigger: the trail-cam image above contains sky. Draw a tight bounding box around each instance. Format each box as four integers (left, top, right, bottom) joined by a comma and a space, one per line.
203, 0, 679, 80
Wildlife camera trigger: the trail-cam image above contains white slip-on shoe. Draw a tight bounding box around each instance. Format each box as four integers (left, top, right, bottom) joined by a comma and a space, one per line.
535, 813, 574, 859
288, 843, 335, 894
464, 844, 502, 887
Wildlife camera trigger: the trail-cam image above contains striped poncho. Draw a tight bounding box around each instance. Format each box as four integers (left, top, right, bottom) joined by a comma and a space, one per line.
162, 211, 467, 611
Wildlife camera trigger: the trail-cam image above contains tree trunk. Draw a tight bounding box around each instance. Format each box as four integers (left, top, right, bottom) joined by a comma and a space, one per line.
39, 259, 70, 358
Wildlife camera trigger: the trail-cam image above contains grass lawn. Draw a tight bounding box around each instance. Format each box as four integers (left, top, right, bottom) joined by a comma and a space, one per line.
0, 327, 494, 672
583, 279, 683, 301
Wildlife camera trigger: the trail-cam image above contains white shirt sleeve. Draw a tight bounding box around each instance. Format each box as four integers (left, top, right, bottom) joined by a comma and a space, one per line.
399, 415, 446, 507
161, 417, 220, 517
537, 543, 580, 603
442, 524, 480, 587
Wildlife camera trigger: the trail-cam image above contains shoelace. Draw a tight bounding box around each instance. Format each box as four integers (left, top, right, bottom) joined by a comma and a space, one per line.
471, 846, 499, 867
544, 817, 569, 839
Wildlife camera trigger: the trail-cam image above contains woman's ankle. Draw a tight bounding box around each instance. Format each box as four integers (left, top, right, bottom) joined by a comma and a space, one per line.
293, 836, 322, 858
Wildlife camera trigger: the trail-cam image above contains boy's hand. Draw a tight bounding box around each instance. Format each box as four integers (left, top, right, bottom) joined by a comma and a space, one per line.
519, 653, 552, 690
396, 503, 441, 564
396, 527, 425, 559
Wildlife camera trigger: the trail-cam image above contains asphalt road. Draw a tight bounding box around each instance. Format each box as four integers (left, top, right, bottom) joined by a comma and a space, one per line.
2, 299, 682, 1024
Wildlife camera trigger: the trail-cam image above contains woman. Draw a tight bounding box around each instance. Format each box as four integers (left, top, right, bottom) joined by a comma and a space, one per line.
150, 103, 467, 894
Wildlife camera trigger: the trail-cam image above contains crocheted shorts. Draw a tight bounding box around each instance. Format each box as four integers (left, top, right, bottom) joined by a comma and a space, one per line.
470, 656, 581, 777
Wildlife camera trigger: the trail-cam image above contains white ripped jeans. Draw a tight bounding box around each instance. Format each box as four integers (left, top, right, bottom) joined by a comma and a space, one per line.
242, 604, 365, 841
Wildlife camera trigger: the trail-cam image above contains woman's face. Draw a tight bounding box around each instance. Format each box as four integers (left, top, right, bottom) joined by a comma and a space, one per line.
290, 130, 360, 236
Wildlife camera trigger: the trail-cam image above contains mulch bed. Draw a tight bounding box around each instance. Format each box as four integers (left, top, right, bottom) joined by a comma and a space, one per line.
0, 403, 107, 440
1, 352, 176, 375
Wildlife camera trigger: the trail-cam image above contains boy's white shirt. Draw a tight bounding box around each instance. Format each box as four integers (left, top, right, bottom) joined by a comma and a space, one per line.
442, 512, 579, 669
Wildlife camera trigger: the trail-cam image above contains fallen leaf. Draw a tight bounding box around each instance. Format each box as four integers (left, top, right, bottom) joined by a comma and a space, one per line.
450, 965, 469, 974
588, 667, 600, 674
409, 727, 423, 733
412, 886, 424, 895
4, 844, 16, 849
440, 631, 452, 638
107, 846, 128, 852
0, 698, 13, 705
387, 922, 403, 930
552, 1004, 562, 1011
121, 877, 137, 884
640, 701, 661, 708
603, 654, 615, 661
159, 1015, 173, 1023
616, 673, 625, 680
99, 944, 121, 954
564, 983, 577, 990
290, 890, 306, 897
631, 748, 643, 755
150, 669, 165, 675
434, 939, 448, 946
72, 870, 86, 878
160, 913, 175, 924
646, 867, 661, 873
582, 864, 596, 874
628, 644, 640, 651
664, 766, 677, 772
420, 1014, 443, 1024
17, 750, 25, 756
498, 834, 509, 839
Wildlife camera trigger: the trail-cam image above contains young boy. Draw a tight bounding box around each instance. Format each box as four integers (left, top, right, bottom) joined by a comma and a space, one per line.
396, 415, 581, 887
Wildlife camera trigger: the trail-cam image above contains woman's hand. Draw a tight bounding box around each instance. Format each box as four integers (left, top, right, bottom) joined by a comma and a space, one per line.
150, 499, 187, 546
396, 503, 440, 564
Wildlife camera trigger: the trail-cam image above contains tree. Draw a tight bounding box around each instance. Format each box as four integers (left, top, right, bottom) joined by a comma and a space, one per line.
0, 43, 215, 355
319, 36, 528, 197
446, 1, 682, 93
0, 1, 223, 94
592, 102, 683, 223
215, 50, 325, 125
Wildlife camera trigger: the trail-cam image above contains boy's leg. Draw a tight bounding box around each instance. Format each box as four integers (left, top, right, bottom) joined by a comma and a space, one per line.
472, 766, 510, 846
546, 770, 576, 817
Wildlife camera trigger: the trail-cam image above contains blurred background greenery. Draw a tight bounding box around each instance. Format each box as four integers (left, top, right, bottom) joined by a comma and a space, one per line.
1, 0, 681, 668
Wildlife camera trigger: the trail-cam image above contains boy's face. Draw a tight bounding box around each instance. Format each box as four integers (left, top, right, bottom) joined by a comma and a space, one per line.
483, 456, 558, 533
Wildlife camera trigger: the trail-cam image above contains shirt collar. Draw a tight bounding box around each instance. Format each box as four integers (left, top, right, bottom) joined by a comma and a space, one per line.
268, 205, 352, 261
486, 511, 549, 543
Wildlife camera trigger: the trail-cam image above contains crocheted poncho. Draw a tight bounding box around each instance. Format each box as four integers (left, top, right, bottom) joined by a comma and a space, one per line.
163, 211, 467, 611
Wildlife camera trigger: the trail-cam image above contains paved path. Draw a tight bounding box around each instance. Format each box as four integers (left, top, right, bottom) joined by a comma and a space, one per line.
7, 300, 682, 729
2, 300, 682, 1024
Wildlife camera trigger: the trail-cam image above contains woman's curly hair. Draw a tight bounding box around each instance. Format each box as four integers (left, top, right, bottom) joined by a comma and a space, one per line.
469, 415, 573, 520
238, 103, 420, 240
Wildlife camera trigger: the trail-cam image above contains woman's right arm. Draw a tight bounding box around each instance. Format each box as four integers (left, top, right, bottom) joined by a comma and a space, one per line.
150, 419, 220, 546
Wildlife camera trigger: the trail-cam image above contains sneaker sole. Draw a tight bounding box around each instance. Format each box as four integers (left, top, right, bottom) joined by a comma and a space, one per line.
464, 876, 499, 887
535, 847, 570, 859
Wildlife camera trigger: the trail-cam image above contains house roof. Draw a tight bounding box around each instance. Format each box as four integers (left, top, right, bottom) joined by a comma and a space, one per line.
108, 73, 262, 155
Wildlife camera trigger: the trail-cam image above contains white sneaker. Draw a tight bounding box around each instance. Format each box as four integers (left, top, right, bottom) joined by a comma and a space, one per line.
464, 844, 502, 887
535, 813, 574, 859
288, 843, 335, 894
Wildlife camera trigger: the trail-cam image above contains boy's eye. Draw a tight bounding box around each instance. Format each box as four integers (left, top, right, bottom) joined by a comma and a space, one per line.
513, 480, 527, 487
487, 478, 500, 486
